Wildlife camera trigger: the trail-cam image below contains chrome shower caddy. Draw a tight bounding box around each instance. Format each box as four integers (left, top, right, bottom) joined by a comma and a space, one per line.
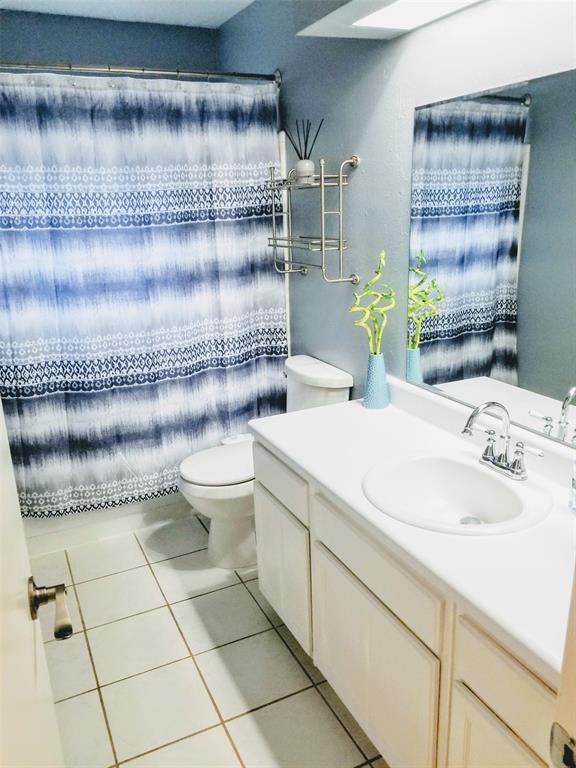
268, 155, 360, 285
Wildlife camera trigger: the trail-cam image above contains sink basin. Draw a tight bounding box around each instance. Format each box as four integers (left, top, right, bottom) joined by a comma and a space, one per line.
362, 455, 552, 535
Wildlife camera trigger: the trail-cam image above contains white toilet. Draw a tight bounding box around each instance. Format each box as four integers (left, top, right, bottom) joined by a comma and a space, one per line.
178, 355, 353, 569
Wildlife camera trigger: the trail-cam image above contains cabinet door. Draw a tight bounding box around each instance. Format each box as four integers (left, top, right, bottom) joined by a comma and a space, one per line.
313, 542, 440, 768
254, 482, 312, 653
448, 683, 546, 768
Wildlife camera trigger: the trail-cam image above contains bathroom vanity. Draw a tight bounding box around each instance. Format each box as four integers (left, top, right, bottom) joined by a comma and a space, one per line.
249, 379, 576, 768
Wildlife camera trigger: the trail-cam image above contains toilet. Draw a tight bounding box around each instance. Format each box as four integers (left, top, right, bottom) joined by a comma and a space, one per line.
178, 355, 353, 569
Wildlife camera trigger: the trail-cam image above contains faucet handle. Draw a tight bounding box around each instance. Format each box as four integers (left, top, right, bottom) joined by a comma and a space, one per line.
515, 440, 544, 458
528, 410, 554, 436
481, 430, 497, 463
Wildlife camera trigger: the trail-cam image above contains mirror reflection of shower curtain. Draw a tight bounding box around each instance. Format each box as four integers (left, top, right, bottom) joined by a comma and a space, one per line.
0, 73, 287, 518
410, 100, 529, 386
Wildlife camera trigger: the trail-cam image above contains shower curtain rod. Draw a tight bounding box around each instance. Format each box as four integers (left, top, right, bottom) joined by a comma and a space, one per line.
477, 93, 532, 106
420, 92, 531, 110
0, 61, 282, 85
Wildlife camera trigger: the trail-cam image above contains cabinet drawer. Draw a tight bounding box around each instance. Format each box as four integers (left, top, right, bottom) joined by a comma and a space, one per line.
253, 443, 309, 525
312, 493, 444, 654
254, 482, 312, 653
448, 682, 545, 768
454, 617, 555, 762
313, 542, 440, 768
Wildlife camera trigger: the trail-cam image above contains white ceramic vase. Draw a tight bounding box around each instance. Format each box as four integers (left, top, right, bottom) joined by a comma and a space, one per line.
295, 158, 315, 184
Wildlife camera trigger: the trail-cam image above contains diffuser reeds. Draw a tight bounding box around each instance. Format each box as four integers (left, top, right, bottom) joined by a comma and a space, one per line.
284, 119, 324, 160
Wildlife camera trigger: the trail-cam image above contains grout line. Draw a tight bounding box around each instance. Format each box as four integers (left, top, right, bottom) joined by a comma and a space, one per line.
64, 551, 120, 768
192, 626, 274, 656
165, 580, 243, 607
133, 535, 248, 768
222, 683, 316, 724
68, 545, 209, 587
54, 684, 99, 705
115, 723, 225, 766
95, 654, 192, 691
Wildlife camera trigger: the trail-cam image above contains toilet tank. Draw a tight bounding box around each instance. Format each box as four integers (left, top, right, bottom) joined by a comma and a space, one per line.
285, 355, 354, 413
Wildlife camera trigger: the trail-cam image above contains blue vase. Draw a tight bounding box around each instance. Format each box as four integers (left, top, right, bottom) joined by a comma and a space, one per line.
406, 347, 424, 384
363, 353, 390, 409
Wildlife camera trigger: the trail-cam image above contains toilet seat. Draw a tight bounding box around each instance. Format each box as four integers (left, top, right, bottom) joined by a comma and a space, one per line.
179, 441, 254, 487
179, 477, 254, 502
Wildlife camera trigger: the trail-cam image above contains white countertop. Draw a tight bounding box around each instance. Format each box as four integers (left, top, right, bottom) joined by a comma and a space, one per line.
249, 380, 576, 689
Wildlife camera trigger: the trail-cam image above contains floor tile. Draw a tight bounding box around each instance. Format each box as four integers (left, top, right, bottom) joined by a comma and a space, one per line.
124, 726, 241, 767
195, 629, 310, 719
137, 517, 208, 563
371, 759, 388, 767
68, 534, 146, 583
277, 625, 325, 684
76, 567, 165, 628
88, 607, 188, 685
30, 550, 72, 587
152, 549, 239, 604
55, 690, 114, 768
227, 688, 364, 768
102, 658, 219, 762
45, 632, 96, 702
172, 584, 271, 654
245, 580, 282, 626
318, 681, 379, 760
40, 587, 82, 642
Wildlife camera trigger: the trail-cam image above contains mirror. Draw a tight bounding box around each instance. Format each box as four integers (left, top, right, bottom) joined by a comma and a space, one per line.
406, 69, 576, 445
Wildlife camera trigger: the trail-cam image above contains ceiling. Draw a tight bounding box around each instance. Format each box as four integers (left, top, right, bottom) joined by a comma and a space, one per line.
0, 0, 256, 28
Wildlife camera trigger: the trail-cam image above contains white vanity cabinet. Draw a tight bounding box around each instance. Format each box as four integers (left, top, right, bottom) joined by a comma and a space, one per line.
254, 481, 312, 653
448, 682, 546, 768
313, 541, 440, 768
252, 440, 559, 768
253, 444, 312, 653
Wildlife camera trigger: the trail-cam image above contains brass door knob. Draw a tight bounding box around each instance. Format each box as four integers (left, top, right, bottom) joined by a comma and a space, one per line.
28, 577, 73, 640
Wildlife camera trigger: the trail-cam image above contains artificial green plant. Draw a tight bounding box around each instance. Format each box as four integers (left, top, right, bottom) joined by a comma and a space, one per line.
407, 250, 444, 350
349, 251, 396, 355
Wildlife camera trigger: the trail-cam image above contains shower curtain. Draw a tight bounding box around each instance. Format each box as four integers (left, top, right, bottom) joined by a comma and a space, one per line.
0, 73, 287, 518
410, 100, 528, 385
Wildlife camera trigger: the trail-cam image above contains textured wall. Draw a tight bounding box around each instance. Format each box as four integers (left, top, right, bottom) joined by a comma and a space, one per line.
220, 0, 576, 395
516, 69, 576, 399
0, 10, 219, 70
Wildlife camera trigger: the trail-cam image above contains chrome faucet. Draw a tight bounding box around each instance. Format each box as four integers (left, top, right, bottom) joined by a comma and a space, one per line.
462, 401, 512, 465
558, 385, 576, 441
462, 401, 543, 480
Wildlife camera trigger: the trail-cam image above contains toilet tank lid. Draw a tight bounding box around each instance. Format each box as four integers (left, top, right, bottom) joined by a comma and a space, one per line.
180, 442, 254, 486
285, 355, 353, 389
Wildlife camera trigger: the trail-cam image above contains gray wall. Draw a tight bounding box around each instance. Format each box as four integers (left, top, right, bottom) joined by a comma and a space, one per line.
220, 0, 576, 396
0, 10, 219, 70
516, 70, 576, 399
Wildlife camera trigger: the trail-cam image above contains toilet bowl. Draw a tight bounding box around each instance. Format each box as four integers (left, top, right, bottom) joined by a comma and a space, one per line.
179, 440, 256, 569
179, 355, 354, 570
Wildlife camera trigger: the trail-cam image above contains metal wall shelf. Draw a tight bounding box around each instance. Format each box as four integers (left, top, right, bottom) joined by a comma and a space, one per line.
268, 156, 360, 284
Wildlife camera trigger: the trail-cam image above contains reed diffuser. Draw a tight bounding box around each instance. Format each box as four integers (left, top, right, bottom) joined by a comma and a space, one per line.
284, 118, 324, 183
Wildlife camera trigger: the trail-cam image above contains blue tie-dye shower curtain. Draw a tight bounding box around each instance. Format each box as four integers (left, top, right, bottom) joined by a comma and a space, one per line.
410, 100, 528, 385
0, 74, 287, 518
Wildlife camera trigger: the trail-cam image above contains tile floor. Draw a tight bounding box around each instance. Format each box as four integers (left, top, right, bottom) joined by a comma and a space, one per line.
33, 514, 386, 768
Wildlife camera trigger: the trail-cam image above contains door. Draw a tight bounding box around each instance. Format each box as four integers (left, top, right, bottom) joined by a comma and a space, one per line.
448, 682, 545, 768
551, 564, 576, 768
312, 541, 440, 768
254, 481, 312, 653
0, 404, 64, 767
